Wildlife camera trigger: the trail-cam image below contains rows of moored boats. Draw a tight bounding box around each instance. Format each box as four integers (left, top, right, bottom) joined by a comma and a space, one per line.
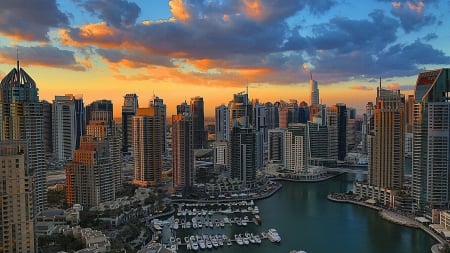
170, 229, 280, 251
176, 201, 260, 217
172, 215, 257, 230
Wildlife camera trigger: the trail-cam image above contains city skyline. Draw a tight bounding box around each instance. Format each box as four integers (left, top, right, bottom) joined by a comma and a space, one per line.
0, 0, 450, 117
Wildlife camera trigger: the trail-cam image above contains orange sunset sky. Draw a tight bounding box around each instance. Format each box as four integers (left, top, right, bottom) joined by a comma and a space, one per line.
0, 0, 448, 118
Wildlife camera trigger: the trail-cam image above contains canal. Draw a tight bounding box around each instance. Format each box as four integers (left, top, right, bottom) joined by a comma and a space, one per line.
177, 173, 436, 253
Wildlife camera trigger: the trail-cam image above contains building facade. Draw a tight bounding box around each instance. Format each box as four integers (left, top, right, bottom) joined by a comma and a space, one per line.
0, 63, 46, 213
121, 93, 138, 153
172, 113, 194, 190
0, 141, 35, 252
412, 69, 450, 212
132, 107, 163, 186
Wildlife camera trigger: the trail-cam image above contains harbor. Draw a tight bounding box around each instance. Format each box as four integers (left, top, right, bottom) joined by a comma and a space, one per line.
141, 200, 282, 252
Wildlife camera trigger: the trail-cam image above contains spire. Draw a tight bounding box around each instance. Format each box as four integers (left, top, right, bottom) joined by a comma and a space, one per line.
16, 48, 19, 71
310, 70, 313, 81
379, 76, 382, 90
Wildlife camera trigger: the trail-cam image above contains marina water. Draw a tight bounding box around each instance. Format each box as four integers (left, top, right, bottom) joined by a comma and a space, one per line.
177, 173, 435, 253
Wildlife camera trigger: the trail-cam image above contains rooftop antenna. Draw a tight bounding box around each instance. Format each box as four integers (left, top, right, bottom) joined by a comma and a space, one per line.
379, 76, 382, 90
16, 47, 19, 70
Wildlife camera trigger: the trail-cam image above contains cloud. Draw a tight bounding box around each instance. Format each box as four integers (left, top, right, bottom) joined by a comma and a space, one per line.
0, 46, 86, 71
423, 33, 437, 41
0, 0, 69, 41
75, 0, 140, 28
386, 82, 400, 90
390, 0, 436, 32
350, 85, 374, 91
57, 1, 449, 87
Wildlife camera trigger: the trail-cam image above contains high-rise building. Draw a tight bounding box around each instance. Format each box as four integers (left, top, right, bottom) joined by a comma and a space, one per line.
0, 61, 46, 213
213, 141, 229, 172
177, 100, 190, 115
215, 104, 229, 141
368, 87, 405, 190
228, 92, 252, 135
133, 107, 163, 186
150, 95, 167, 156
412, 68, 450, 212
405, 94, 415, 133
190, 96, 207, 149
230, 117, 257, 188
264, 102, 279, 129
284, 124, 305, 173
310, 73, 319, 106
53, 95, 77, 161
0, 141, 35, 252
73, 95, 85, 149
66, 136, 114, 208
86, 100, 113, 126
278, 100, 299, 129
172, 111, 194, 191
327, 103, 347, 161
121, 94, 138, 153
268, 129, 285, 164
362, 102, 375, 154
41, 100, 53, 158
86, 100, 122, 192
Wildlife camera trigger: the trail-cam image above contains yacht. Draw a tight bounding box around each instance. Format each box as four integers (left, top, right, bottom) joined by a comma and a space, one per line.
190, 235, 199, 251
235, 234, 244, 245
267, 228, 281, 243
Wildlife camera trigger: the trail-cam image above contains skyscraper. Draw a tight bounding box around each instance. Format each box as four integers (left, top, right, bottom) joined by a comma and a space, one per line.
327, 103, 347, 161
133, 107, 163, 186
53, 95, 77, 161
230, 118, 257, 188
0, 141, 35, 252
215, 104, 229, 141
41, 100, 53, 158
172, 110, 194, 191
0, 61, 46, 213
86, 100, 122, 192
150, 95, 167, 156
412, 68, 450, 212
66, 136, 114, 208
310, 73, 319, 106
228, 92, 252, 135
190, 96, 207, 149
268, 129, 285, 164
368, 87, 405, 190
121, 94, 138, 153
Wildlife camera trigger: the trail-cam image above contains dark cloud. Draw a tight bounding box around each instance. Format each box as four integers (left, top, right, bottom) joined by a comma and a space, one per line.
390, 1, 436, 33
96, 48, 174, 67
423, 33, 437, 41
0, 0, 69, 41
75, 0, 140, 28
0, 46, 86, 71
59, 1, 449, 85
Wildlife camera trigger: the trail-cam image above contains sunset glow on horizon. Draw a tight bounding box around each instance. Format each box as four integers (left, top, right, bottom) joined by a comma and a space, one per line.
0, 0, 448, 118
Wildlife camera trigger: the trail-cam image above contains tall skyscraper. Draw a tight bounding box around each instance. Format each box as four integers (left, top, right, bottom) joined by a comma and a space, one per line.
268, 129, 285, 164
215, 104, 229, 141
0, 61, 46, 213
327, 103, 347, 161
86, 100, 122, 193
0, 141, 35, 252
73, 95, 86, 149
66, 136, 114, 208
264, 102, 279, 129
368, 87, 405, 190
310, 72, 319, 106
412, 68, 450, 212
150, 95, 167, 156
362, 102, 374, 154
121, 94, 138, 153
190, 96, 207, 149
133, 107, 163, 186
284, 124, 305, 173
172, 110, 194, 191
53, 95, 77, 161
228, 92, 253, 135
41, 100, 53, 158
230, 117, 257, 188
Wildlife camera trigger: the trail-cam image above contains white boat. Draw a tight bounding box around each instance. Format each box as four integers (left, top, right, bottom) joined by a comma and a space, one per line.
235, 234, 244, 245
267, 228, 281, 243
190, 236, 199, 251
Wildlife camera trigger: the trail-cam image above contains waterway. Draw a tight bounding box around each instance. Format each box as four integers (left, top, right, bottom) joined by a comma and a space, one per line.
176, 173, 436, 253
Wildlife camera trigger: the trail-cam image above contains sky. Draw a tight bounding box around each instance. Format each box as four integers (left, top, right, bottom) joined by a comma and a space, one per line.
0, 0, 449, 118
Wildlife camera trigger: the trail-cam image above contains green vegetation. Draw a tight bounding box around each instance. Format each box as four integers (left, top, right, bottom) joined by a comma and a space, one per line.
38, 234, 83, 253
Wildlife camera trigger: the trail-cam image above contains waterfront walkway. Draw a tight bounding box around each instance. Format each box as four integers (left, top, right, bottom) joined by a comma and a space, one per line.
328, 193, 448, 250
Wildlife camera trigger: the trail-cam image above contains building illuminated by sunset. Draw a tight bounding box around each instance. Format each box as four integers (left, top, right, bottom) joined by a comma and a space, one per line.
66, 136, 114, 208
122, 93, 138, 154
0, 62, 46, 214
53, 95, 77, 161
0, 141, 35, 252
368, 87, 405, 190
412, 68, 450, 212
132, 107, 163, 186
172, 111, 194, 190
